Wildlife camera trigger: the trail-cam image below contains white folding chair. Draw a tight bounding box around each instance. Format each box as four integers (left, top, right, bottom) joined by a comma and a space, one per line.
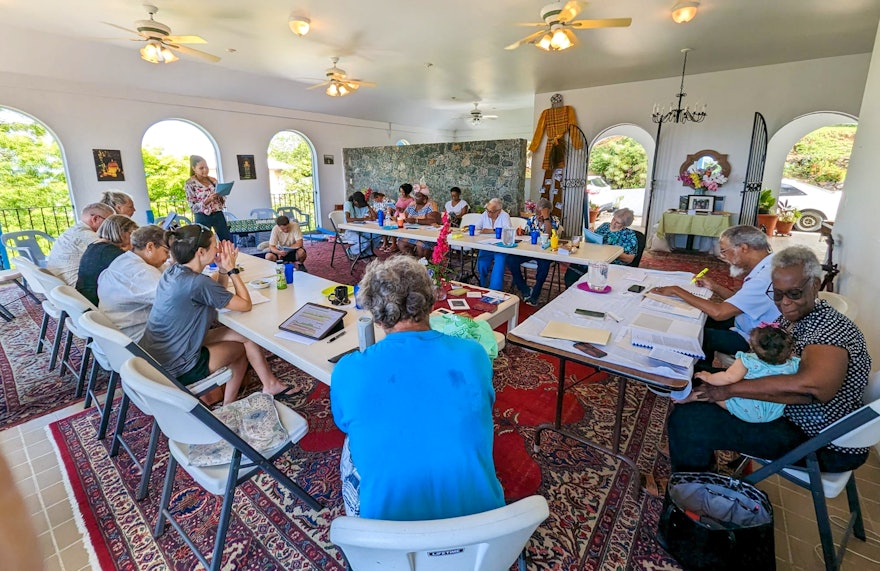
47, 285, 97, 395
78, 311, 231, 499
330, 495, 549, 571
13, 257, 65, 358
120, 357, 320, 570
328, 210, 373, 273
741, 371, 880, 571
818, 291, 857, 320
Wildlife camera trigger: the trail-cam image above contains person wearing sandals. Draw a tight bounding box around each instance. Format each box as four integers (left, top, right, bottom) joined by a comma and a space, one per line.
505, 198, 559, 306
141, 224, 292, 404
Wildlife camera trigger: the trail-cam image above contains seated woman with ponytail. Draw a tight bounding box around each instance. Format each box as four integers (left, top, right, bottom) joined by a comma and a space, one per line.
141, 224, 291, 404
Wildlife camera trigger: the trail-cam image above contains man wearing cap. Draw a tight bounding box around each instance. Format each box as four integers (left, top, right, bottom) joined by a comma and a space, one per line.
505, 198, 559, 306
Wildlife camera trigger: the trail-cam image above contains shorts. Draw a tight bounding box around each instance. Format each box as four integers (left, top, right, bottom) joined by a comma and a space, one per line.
177, 346, 211, 386
281, 248, 301, 263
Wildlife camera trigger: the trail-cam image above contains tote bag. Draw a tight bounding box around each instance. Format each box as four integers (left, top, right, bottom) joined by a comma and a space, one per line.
657, 472, 775, 570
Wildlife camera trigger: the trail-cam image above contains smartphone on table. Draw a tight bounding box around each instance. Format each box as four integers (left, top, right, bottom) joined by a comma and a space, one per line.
627, 284, 646, 293
575, 308, 605, 318
573, 342, 608, 358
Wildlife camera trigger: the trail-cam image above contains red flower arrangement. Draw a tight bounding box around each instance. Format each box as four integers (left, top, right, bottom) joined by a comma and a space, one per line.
426, 212, 453, 286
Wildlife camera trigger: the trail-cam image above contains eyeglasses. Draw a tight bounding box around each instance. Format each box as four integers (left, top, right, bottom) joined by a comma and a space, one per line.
719, 244, 736, 256
766, 277, 811, 302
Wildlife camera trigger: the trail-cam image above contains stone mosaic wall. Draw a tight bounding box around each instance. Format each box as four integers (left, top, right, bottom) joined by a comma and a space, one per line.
343, 139, 527, 213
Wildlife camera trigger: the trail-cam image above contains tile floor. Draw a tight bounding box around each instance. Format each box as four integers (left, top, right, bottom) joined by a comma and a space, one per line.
3, 400, 880, 570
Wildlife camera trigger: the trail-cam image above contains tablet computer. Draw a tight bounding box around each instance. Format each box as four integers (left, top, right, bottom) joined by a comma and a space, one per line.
215, 181, 234, 196
279, 302, 347, 340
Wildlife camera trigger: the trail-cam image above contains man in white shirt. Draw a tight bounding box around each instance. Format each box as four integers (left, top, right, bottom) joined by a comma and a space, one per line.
46, 202, 114, 286
651, 225, 780, 369
265, 215, 307, 270
475, 198, 512, 290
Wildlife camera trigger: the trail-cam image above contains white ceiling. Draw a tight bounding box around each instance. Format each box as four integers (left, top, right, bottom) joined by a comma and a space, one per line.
0, 0, 877, 133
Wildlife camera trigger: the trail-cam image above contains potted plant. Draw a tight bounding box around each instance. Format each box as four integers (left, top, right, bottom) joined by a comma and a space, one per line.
774, 200, 801, 236
756, 189, 778, 237
588, 201, 600, 226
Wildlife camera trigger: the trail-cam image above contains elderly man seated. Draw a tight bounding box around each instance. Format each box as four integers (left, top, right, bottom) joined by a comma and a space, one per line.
397, 191, 440, 258
265, 215, 307, 271
331, 255, 504, 520
46, 202, 115, 286
475, 198, 512, 291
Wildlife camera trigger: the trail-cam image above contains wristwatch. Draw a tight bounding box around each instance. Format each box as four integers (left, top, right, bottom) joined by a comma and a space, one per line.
226, 268, 240, 276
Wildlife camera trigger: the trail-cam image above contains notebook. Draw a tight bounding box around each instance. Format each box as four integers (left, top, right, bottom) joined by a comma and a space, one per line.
539, 321, 611, 345
631, 329, 705, 359
583, 229, 604, 244
215, 181, 234, 196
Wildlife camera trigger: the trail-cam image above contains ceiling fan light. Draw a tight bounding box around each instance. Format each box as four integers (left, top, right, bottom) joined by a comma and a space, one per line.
549, 29, 572, 50
671, 1, 700, 24
288, 15, 310, 37
160, 46, 178, 63
346, 82, 359, 92
536, 33, 553, 51
140, 42, 160, 63
326, 82, 339, 97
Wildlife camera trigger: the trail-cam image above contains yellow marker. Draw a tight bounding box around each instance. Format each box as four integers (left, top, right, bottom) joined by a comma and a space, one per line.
691, 268, 709, 283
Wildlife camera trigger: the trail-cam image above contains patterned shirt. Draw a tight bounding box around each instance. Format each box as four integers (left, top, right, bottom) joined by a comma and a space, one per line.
46, 222, 99, 286
404, 203, 434, 218
595, 223, 638, 265
525, 214, 560, 234
185, 177, 225, 215
780, 300, 872, 454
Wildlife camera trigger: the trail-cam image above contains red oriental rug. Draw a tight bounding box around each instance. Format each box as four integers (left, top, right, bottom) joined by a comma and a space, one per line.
50, 346, 681, 570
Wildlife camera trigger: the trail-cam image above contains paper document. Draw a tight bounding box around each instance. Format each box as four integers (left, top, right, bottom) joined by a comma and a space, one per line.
631, 312, 702, 339
631, 329, 705, 359
539, 321, 611, 345
584, 229, 603, 244
218, 289, 270, 312
274, 330, 317, 346
215, 182, 234, 196
648, 347, 695, 369
641, 295, 702, 319
680, 284, 713, 299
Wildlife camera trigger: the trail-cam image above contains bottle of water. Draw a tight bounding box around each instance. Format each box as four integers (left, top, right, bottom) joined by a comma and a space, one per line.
276, 262, 287, 290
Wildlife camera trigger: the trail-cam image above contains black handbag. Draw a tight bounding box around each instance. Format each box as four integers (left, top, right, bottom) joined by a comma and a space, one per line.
657, 472, 775, 570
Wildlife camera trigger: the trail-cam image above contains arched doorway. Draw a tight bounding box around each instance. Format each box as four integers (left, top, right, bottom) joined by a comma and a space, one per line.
0, 107, 73, 236
141, 119, 219, 219
587, 126, 651, 230
267, 131, 318, 231
765, 113, 856, 233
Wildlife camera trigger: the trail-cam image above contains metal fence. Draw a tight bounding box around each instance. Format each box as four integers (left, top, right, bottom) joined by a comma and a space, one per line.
149, 199, 190, 221
0, 206, 76, 237
270, 192, 317, 231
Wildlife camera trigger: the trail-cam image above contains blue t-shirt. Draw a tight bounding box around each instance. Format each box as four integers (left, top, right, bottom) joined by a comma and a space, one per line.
330, 329, 505, 521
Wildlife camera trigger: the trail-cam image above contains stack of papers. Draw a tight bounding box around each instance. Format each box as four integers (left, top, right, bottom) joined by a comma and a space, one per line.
629, 312, 704, 359
642, 294, 702, 319
539, 321, 611, 345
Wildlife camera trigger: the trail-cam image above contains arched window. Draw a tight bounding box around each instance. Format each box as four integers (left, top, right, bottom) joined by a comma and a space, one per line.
267, 131, 318, 231
141, 119, 219, 219
587, 132, 649, 229
0, 107, 73, 236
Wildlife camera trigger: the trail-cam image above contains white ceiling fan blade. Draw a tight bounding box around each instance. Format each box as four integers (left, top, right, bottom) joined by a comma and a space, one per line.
165, 35, 207, 45
306, 81, 332, 90
558, 1, 583, 23
516, 22, 552, 27
505, 29, 549, 50
101, 21, 143, 36
347, 79, 376, 88
483, 115, 499, 119
168, 43, 221, 63
570, 18, 632, 29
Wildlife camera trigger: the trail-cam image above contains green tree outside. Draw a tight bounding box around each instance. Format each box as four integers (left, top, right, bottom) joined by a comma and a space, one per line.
588, 136, 648, 189
783, 124, 855, 188
141, 146, 189, 217
268, 131, 316, 228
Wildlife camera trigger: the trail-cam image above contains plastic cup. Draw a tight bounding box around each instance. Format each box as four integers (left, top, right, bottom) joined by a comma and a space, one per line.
354, 284, 362, 309
377, 210, 385, 226
587, 262, 609, 291
284, 263, 294, 284
468, 224, 475, 236
530, 230, 539, 245
495, 227, 502, 239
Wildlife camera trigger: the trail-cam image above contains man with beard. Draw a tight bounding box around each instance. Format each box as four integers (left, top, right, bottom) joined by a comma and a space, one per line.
650, 225, 780, 370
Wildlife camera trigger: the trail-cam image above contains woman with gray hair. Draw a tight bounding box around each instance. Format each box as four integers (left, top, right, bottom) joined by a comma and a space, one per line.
565, 207, 639, 287
98, 225, 169, 340
75, 214, 138, 305
669, 245, 872, 474
100, 190, 136, 217
330, 256, 504, 520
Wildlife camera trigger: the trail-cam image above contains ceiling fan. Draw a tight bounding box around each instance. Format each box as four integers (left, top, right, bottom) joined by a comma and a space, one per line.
505, 1, 632, 52
103, 4, 220, 64
306, 57, 376, 97
467, 103, 499, 127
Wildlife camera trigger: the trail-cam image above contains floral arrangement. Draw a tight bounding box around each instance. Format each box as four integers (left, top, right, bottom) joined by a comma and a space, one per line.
524, 199, 537, 213
420, 212, 452, 287
362, 187, 373, 201
677, 164, 728, 192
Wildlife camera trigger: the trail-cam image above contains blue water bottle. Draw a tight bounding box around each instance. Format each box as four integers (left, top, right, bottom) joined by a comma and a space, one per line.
377, 209, 385, 227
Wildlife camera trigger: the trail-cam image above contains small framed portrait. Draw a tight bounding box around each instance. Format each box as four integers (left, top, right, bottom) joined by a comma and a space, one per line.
687, 195, 715, 213
93, 149, 125, 181
323, 154, 334, 165
237, 155, 256, 180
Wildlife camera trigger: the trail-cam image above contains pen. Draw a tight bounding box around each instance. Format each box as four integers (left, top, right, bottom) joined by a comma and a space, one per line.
691, 268, 708, 283
326, 331, 346, 343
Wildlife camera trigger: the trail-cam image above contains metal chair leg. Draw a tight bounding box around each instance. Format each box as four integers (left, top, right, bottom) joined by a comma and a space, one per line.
96, 371, 118, 440
48, 312, 67, 370
36, 312, 50, 354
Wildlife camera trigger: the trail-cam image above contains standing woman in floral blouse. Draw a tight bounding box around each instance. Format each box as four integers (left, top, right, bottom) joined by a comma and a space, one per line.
184, 155, 231, 242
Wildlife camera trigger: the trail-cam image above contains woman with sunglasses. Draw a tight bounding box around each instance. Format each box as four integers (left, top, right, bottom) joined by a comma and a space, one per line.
668, 245, 872, 474
141, 225, 290, 404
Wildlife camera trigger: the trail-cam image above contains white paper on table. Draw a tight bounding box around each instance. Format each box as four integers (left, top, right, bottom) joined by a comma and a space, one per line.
630, 329, 705, 359
640, 296, 702, 319
626, 269, 648, 282
218, 290, 271, 313
631, 312, 702, 338
648, 347, 694, 369
274, 330, 317, 345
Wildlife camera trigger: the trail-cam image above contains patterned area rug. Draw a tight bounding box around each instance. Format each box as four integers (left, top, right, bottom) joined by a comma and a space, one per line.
0, 282, 95, 429
50, 346, 681, 570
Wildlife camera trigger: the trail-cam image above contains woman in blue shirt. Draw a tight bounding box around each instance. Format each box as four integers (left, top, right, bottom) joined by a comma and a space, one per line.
565, 208, 639, 287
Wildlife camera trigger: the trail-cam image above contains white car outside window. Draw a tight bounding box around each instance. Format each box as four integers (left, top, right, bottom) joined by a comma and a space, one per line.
779, 178, 842, 232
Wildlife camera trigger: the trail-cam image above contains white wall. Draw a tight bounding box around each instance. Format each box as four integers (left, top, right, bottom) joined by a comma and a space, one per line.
837, 24, 880, 355
532, 54, 871, 232
0, 72, 452, 227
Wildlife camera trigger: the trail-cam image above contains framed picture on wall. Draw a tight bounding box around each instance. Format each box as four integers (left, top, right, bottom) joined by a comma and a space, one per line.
237, 155, 256, 180
687, 195, 715, 213
93, 149, 125, 182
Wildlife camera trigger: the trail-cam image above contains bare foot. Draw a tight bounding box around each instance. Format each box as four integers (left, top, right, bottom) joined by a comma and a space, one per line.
262, 379, 290, 396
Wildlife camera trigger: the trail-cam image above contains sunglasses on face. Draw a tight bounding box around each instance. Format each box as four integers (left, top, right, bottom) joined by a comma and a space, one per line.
766, 277, 811, 302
